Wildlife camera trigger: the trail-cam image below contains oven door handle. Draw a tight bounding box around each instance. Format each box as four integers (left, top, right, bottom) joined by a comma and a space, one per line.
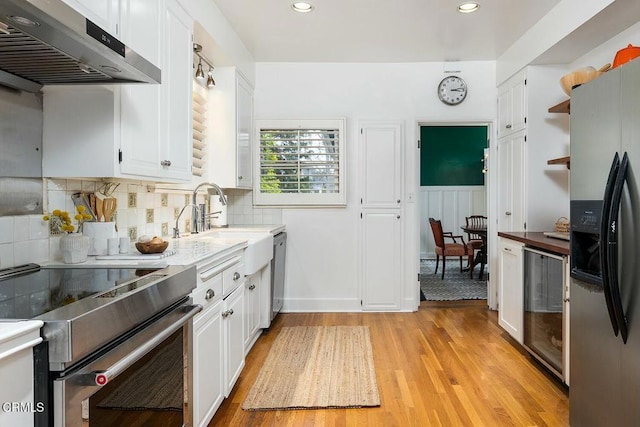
75, 304, 201, 387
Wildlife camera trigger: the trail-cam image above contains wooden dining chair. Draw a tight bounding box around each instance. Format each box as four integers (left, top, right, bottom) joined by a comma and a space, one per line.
465, 215, 487, 279
428, 218, 473, 279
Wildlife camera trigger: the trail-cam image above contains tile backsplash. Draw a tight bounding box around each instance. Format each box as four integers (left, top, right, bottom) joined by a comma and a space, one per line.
0, 179, 282, 268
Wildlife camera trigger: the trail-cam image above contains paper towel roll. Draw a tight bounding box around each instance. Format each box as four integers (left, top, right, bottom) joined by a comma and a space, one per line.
211, 195, 228, 227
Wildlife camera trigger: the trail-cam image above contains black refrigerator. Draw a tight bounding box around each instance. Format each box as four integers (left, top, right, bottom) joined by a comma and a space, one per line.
569, 57, 640, 426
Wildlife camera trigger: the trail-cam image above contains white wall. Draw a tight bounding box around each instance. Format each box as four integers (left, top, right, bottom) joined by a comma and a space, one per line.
254, 61, 497, 312
569, 20, 640, 69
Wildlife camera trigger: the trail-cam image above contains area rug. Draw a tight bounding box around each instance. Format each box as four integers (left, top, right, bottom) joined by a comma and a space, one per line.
242, 326, 380, 411
97, 333, 182, 412
420, 259, 487, 301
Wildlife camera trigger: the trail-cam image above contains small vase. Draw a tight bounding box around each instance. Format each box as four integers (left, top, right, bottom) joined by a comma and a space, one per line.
59, 233, 90, 264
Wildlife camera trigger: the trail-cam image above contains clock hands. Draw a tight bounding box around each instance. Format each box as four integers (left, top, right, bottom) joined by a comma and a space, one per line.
449, 88, 465, 92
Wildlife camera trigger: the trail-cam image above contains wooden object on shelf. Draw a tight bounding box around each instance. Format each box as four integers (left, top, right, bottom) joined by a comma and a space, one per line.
547, 156, 570, 169
549, 99, 570, 114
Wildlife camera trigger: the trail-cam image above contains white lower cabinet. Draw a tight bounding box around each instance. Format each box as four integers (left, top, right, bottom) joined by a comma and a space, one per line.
193, 300, 224, 427
244, 274, 261, 353
498, 237, 524, 342
223, 285, 245, 397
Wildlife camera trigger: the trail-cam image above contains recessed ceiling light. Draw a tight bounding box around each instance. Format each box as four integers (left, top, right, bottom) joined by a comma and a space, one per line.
458, 2, 480, 13
292, 2, 314, 13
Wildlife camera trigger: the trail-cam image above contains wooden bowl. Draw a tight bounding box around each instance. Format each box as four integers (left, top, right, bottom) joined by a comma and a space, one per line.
559, 67, 599, 96
135, 240, 169, 254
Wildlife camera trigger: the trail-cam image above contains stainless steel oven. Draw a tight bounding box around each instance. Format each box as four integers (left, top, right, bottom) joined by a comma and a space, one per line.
0, 263, 200, 427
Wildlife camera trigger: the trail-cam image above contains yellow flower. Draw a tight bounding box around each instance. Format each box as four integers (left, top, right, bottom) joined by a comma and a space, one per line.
77, 205, 86, 213
52, 209, 61, 216
74, 214, 83, 221
42, 215, 50, 221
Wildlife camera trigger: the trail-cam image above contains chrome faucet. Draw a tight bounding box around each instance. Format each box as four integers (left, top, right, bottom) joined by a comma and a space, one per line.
173, 203, 196, 238
190, 182, 227, 234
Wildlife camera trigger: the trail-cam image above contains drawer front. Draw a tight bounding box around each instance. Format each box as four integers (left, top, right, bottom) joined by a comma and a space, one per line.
193, 272, 223, 308
223, 261, 245, 296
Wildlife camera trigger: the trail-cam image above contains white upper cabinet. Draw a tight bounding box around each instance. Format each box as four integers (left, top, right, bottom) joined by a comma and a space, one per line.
360, 122, 403, 209
61, 0, 120, 35
209, 67, 254, 189
43, 0, 193, 183
497, 72, 526, 139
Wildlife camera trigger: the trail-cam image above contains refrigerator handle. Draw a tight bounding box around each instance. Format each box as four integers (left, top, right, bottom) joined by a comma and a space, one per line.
607, 151, 629, 343
600, 152, 621, 336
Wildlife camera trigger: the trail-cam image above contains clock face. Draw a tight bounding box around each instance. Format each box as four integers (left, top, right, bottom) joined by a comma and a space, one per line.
438, 76, 467, 105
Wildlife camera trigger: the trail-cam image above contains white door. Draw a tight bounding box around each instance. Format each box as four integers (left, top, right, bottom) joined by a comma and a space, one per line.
360, 122, 403, 209
361, 210, 402, 310
359, 121, 404, 311
497, 131, 525, 232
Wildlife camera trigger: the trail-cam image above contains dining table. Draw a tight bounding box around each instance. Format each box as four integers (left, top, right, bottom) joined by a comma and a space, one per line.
461, 224, 487, 279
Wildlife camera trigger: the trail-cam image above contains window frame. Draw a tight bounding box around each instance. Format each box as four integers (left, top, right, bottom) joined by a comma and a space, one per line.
253, 118, 347, 207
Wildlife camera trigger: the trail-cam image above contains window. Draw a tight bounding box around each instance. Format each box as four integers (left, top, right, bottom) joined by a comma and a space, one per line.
254, 119, 346, 206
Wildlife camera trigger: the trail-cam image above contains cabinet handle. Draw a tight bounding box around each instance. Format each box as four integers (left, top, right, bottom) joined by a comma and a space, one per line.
160, 160, 172, 167
222, 310, 229, 318
205, 289, 215, 300
564, 298, 570, 303
238, 176, 243, 180
233, 272, 240, 281
397, 215, 401, 219
248, 284, 256, 291
505, 211, 512, 216
397, 199, 401, 203
229, 308, 234, 316
506, 124, 512, 129
504, 248, 512, 252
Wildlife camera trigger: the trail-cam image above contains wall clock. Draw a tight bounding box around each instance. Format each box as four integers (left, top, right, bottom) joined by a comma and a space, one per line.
437, 76, 467, 105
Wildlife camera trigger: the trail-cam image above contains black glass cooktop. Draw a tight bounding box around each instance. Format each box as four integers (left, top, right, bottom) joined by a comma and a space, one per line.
0, 265, 159, 320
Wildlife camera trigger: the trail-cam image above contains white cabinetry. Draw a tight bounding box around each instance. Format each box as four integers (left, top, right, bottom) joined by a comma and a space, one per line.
43, 0, 193, 183
0, 321, 43, 427
359, 121, 403, 310
193, 300, 224, 427
497, 74, 525, 138
191, 252, 243, 427
244, 274, 262, 353
498, 237, 524, 343
209, 68, 254, 189
495, 65, 570, 233
61, 0, 119, 35
223, 284, 245, 396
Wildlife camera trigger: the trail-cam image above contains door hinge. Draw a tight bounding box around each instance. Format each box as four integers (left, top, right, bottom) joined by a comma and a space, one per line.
524, 117, 527, 124
524, 79, 527, 85
360, 128, 363, 134
360, 213, 363, 219
417, 139, 421, 149
418, 273, 420, 281
524, 135, 527, 142
360, 299, 363, 306
360, 198, 363, 204
524, 222, 527, 230
118, 149, 123, 163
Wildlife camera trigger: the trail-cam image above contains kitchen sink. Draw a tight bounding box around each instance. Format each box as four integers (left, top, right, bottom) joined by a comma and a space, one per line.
198, 230, 273, 275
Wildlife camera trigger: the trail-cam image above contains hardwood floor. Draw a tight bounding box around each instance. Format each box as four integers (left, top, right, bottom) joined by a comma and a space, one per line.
209, 301, 569, 426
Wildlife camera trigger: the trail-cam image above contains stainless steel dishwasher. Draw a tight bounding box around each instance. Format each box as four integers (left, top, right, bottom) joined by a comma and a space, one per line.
270, 232, 287, 321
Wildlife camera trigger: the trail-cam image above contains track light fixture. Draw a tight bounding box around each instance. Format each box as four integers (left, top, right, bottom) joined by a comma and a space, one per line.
207, 67, 215, 88
193, 43, 216, 88
195, 58, 205, 80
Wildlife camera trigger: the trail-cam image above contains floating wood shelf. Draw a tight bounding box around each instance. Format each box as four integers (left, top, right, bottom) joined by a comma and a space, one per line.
547, 156, 570, 169
548, 99, 570, 114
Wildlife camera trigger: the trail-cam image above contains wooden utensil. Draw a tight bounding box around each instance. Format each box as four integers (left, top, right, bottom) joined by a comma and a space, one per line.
95, 197, 104, 222
102, 197, 117, 222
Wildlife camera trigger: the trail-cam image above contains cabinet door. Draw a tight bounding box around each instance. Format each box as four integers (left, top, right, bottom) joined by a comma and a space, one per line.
361, 210, 402, 310
498, 238, 524, 342
497, 76, 526, 138
62, 0, 119, 35
497, 132, 525, 232
161, 0, 193, 181
193, 302, 224, 427
224, 285, 245, 397
236, 74, 253, 188
244, 275, 261, 353
119, 0, 162, 178
360, 122, 403, 208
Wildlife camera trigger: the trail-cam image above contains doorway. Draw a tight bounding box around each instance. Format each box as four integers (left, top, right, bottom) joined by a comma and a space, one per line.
418, 124, 489, 301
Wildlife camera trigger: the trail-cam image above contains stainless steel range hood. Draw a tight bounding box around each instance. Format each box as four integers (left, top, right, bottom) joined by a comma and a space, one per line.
0, 0, 161, 93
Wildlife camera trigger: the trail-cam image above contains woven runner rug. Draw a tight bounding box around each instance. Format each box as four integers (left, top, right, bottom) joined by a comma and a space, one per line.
242, 326, 381, 411
420, 259, 487, 301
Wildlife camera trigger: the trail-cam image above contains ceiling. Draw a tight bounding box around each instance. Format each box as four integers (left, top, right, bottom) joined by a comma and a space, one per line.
210, 0, 563, 63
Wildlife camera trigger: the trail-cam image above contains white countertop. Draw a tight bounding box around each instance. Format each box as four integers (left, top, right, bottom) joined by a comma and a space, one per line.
42, 225, 285, 269
0, 320, 43, 359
